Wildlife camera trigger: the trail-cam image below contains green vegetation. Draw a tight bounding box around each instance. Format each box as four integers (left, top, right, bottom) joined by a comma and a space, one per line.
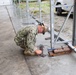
15, 1, 50, 14
19, 2, 26, 9
41, 1, 50, 14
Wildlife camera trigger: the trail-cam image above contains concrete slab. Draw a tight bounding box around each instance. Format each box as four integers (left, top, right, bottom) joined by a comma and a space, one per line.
1, 5, 76, 75
25, 33, 76, 75
7, 5, 76, 75
0, 6, 31, 75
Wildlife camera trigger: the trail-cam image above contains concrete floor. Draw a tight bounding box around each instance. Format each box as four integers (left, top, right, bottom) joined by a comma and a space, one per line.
0, 5, 76, 75
0, 6, 31, 75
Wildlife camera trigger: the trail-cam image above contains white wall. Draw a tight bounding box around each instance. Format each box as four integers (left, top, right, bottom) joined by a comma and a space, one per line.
0, 0, 11, 5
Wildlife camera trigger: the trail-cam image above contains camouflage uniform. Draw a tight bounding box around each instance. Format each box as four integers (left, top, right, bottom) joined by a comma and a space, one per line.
14, 25, 38, 53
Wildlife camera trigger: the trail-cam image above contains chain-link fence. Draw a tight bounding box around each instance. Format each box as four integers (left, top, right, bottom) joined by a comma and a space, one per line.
12, 0, 50, 25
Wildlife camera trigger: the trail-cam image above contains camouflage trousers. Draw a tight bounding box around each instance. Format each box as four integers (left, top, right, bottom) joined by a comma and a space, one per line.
14, 38, 36, 55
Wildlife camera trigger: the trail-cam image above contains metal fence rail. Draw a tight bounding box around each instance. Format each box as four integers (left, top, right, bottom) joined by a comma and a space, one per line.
49, 0, 76, 52
12, 0, 43, 25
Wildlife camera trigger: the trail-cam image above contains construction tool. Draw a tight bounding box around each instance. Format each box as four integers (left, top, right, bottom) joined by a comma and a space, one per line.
38, 44, 46, 57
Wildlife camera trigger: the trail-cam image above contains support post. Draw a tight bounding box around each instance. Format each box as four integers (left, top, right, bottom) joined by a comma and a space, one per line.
38, 0, 42, 23
72, 0, 76, 46
50, 0, 54, 48
26, 0, 30, 24
18, 0, 22, 22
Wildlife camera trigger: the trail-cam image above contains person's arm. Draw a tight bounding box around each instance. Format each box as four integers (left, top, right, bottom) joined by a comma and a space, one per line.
27, 33, 42, 55
27, 32, 36, 52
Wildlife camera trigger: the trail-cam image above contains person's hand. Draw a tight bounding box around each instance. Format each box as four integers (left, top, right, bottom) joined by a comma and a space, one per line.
35, 50, 42, 55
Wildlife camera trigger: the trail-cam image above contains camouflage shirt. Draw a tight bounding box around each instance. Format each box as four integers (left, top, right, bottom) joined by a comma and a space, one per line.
14, 25, 38, 52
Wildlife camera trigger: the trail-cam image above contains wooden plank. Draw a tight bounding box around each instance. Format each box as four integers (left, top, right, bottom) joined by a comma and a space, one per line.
48, 47, 72, 57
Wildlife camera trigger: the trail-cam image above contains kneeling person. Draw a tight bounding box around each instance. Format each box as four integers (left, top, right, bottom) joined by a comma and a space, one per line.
14, 24, 48, 55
